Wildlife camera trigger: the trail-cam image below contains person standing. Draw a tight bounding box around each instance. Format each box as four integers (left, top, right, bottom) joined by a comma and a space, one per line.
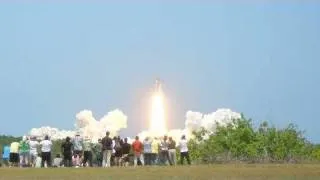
101, 131, 113, 167
2, 145, 10, 167
168, 137, 177, 166
19, 136, 30, 167
72, 134, 83, 167
178, 135, 191, 165
9, 141, 20, 167
28, 136, 39, 167
121, 138, 131, 167
114, 137, 122, 166
151, 137, 160, 165
40, 135, 52, 167
111, 136, 117, 166
61, 136, 73, 167
82, 136, 93, 167
132, 136, 144, 167
159, 135, 170, 165
143, 137, 152, 165
93, 139, 103, 167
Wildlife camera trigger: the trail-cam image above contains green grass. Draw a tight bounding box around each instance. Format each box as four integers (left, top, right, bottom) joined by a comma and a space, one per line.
1, 164, 320, 180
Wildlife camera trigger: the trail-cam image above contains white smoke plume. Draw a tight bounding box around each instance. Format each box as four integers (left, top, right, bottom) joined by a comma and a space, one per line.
185, 108, 241, 134
28, 108, 240, 143
29, 127, 75, 140
138, 108, 241, 142
28, 109, 127, 142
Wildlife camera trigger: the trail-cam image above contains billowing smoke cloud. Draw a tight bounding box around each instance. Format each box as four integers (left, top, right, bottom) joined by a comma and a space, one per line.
28, 108, 240, 143
29, 127, 75, 140
138, 108, 241, 142
28, 109, 127, 142
185, 108, 241, 134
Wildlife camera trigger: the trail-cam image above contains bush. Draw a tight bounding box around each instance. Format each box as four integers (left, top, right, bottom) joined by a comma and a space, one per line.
189, 116, 315, 164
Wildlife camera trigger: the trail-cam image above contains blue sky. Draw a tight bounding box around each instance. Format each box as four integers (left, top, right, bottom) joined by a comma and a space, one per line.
0, 3, 319, 142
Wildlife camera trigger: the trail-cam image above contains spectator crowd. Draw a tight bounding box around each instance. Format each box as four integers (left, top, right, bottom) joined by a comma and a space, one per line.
1, 131, 191, 168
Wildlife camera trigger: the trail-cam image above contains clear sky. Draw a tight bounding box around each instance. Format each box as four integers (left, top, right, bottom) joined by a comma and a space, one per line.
0, 3, 319, 142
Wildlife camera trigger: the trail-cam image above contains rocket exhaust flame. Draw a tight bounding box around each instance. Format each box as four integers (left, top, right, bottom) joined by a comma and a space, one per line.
150, 90, 166, 136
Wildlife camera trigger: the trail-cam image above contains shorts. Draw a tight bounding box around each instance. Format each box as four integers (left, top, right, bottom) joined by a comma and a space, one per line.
30, 152, 38, 163
9, 153, 19, 163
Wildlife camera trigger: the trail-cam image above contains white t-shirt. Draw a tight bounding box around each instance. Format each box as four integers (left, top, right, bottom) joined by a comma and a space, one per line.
179, 139, 188, 153
40, 140, 52, 152
29, 140, 39, 154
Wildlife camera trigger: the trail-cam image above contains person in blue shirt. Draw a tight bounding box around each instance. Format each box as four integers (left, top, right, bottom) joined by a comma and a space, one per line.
2, 145, 10, 167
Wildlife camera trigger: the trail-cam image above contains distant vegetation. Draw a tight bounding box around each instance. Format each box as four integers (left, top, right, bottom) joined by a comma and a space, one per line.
188, 114, 320, 164
1, 115, 320, 164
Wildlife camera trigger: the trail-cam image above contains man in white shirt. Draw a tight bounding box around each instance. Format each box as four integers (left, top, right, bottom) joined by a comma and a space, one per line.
178, 135, 191, 165
40, 135, 52, 167
29, 136, 39, 167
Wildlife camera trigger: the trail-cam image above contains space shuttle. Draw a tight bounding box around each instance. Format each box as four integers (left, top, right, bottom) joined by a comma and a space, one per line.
154, 78, 162, 93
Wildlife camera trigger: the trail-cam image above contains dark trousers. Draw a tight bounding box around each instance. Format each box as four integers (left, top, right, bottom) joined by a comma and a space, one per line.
150, 153, 158, 165
63, 153, 72, 167
180, 152, 191, 165
159, 150, 171, 165
144, 153, 152, 165
96, 152, 102, 167
41, 152, 51, 167
83, 151, 92, 167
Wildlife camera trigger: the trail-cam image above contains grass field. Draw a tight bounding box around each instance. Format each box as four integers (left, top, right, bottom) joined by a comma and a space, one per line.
1, 164, 320, 180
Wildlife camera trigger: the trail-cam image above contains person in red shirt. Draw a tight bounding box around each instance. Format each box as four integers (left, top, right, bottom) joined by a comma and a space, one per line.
132, 136, 144, 166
